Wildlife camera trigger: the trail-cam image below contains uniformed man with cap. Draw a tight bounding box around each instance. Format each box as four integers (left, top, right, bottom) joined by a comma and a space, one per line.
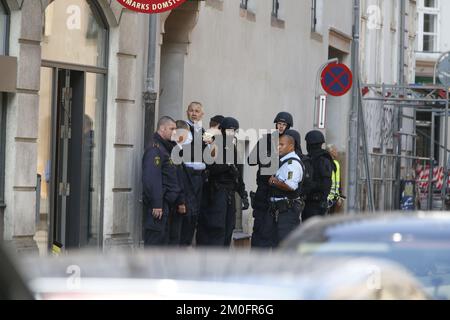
302, 130, 335, 221
249, 112, 294, 248
197, 117, 249, 247
267, 134, 304, 246
142, 116, 184, 246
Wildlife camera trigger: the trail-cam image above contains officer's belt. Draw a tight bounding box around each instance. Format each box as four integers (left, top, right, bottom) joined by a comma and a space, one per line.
269, 198, 300, 213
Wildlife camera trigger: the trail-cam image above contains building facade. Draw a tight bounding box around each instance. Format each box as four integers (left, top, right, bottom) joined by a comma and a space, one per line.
0, 0, 151, 254
3, 0, 421, 252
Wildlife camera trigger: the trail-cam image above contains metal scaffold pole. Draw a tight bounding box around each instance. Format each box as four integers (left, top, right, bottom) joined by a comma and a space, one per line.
347, 0, 360, 213
394, 0, 406, 210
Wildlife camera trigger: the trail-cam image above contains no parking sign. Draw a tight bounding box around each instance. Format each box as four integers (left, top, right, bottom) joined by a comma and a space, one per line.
320, 63, 353, 96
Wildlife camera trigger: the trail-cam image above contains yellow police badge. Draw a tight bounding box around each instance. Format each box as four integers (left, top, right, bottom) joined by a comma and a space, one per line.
154, 156, 161, 166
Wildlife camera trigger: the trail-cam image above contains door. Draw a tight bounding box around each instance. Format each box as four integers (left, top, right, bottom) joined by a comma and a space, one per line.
51, 69, 89, 249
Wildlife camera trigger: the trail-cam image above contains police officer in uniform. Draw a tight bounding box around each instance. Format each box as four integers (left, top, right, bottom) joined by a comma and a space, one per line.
267, 134, 304, 246
249, 112, 294, 248
197, 117, 249, 247
302, 130, 335, 221
142, 116, 184, 246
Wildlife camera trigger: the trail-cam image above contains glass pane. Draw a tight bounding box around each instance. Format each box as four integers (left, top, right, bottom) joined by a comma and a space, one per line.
36, 67, 54, 256
424, 0, 437, 8
0, 2, 7, 55
423, 14, 437, 33
41, 0, 107, 67
423, 34, 436, 52
83, 72, 105, 246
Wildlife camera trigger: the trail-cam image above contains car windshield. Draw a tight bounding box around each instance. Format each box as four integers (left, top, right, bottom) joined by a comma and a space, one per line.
296, 240, 450, 300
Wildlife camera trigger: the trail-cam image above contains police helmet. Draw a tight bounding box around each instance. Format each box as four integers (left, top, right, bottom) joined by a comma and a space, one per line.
210, 115, 225, 124
305, 130, 325, 145
220, 117, 239, 130
273, 112, 293, 128
284, 129, 301, 149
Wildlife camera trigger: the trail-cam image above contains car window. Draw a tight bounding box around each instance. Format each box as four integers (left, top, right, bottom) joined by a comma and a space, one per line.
296, 241, 450, 300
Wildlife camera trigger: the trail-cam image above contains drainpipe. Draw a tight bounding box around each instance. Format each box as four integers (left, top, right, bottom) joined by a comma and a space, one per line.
347, 0, 360, 213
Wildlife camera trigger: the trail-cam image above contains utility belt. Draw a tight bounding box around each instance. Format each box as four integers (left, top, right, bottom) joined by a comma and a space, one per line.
269, 198, 305, 222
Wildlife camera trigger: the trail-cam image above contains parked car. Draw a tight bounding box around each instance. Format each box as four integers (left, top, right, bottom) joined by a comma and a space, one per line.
280, 212, 450, 300
18, 248, 427, 300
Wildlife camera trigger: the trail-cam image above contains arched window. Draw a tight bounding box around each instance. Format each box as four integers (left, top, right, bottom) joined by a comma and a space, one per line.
42, 0, 108, 67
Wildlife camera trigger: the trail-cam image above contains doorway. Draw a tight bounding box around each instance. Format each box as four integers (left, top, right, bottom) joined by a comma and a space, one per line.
37, 67, 105, 251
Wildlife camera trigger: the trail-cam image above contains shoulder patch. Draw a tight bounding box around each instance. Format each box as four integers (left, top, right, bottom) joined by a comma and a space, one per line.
154, 156, 161, 167
288, 171, 293, 179
288, 160, 293, 164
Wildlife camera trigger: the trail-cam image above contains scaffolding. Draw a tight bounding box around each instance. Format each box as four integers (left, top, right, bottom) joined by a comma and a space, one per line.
358, 83, 450, 212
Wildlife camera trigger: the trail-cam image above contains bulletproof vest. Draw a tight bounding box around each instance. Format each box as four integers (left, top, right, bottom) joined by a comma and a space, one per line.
256, 133, 278, 186
208, 137, 239, 188
270, 157, 302, 200
299, 154, 314, 196
309, 149, 335, 197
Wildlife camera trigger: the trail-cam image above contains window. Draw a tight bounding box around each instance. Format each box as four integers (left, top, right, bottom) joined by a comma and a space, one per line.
311, 0, 323, 33
417, 0, 439, 53
0, 0, 9, 209
240, 0, 248, 10
42, 0, 108, 67
272, 0, 279, 18
0, 0, 8, 55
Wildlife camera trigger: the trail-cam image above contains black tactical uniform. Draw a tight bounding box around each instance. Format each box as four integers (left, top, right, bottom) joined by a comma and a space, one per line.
302, 130, 335, 221
196, 117, 249, 247
249, 112, 293, 248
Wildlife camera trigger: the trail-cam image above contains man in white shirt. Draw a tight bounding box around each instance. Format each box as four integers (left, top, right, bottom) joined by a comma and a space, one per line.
267, 134, 304, 247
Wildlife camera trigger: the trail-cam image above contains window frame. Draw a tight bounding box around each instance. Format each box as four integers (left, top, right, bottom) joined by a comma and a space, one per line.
272, 0, 279, 18
0, 0, 10, 209
240, 0, 248, 10
417, 0, 440, 53
311, 0, 317, 32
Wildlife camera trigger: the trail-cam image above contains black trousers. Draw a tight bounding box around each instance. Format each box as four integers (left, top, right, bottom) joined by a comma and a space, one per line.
179, 172, 203, 246
196, 187, 236, 247
302, 200, 328, 222
252, 200, 302, 248
144, 203, 180, 247
251, 185, 273, 248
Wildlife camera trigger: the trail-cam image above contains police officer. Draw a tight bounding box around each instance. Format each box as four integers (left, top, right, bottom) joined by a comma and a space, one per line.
249, 112, 293, 248
302, 130, 335, 221
267, 134, 304, 246
142, 116, 184, 246
197, 117, 249, 247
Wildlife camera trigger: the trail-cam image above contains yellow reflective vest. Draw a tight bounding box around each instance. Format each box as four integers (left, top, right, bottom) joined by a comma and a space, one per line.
328, 159, 340, 201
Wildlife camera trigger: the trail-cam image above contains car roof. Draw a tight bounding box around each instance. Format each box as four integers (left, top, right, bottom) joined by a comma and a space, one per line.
282, 212, 450, 245
20, 249, 428, 300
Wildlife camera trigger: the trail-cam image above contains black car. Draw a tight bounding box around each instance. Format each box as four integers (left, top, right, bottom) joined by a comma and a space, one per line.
280, 213, 450, 300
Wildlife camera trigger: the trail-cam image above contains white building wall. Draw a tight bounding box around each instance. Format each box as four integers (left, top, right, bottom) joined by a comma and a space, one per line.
177, 0, 353, 202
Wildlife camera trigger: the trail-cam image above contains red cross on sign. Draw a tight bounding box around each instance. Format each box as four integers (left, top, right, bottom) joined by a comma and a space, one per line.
320, 63, 353, 97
